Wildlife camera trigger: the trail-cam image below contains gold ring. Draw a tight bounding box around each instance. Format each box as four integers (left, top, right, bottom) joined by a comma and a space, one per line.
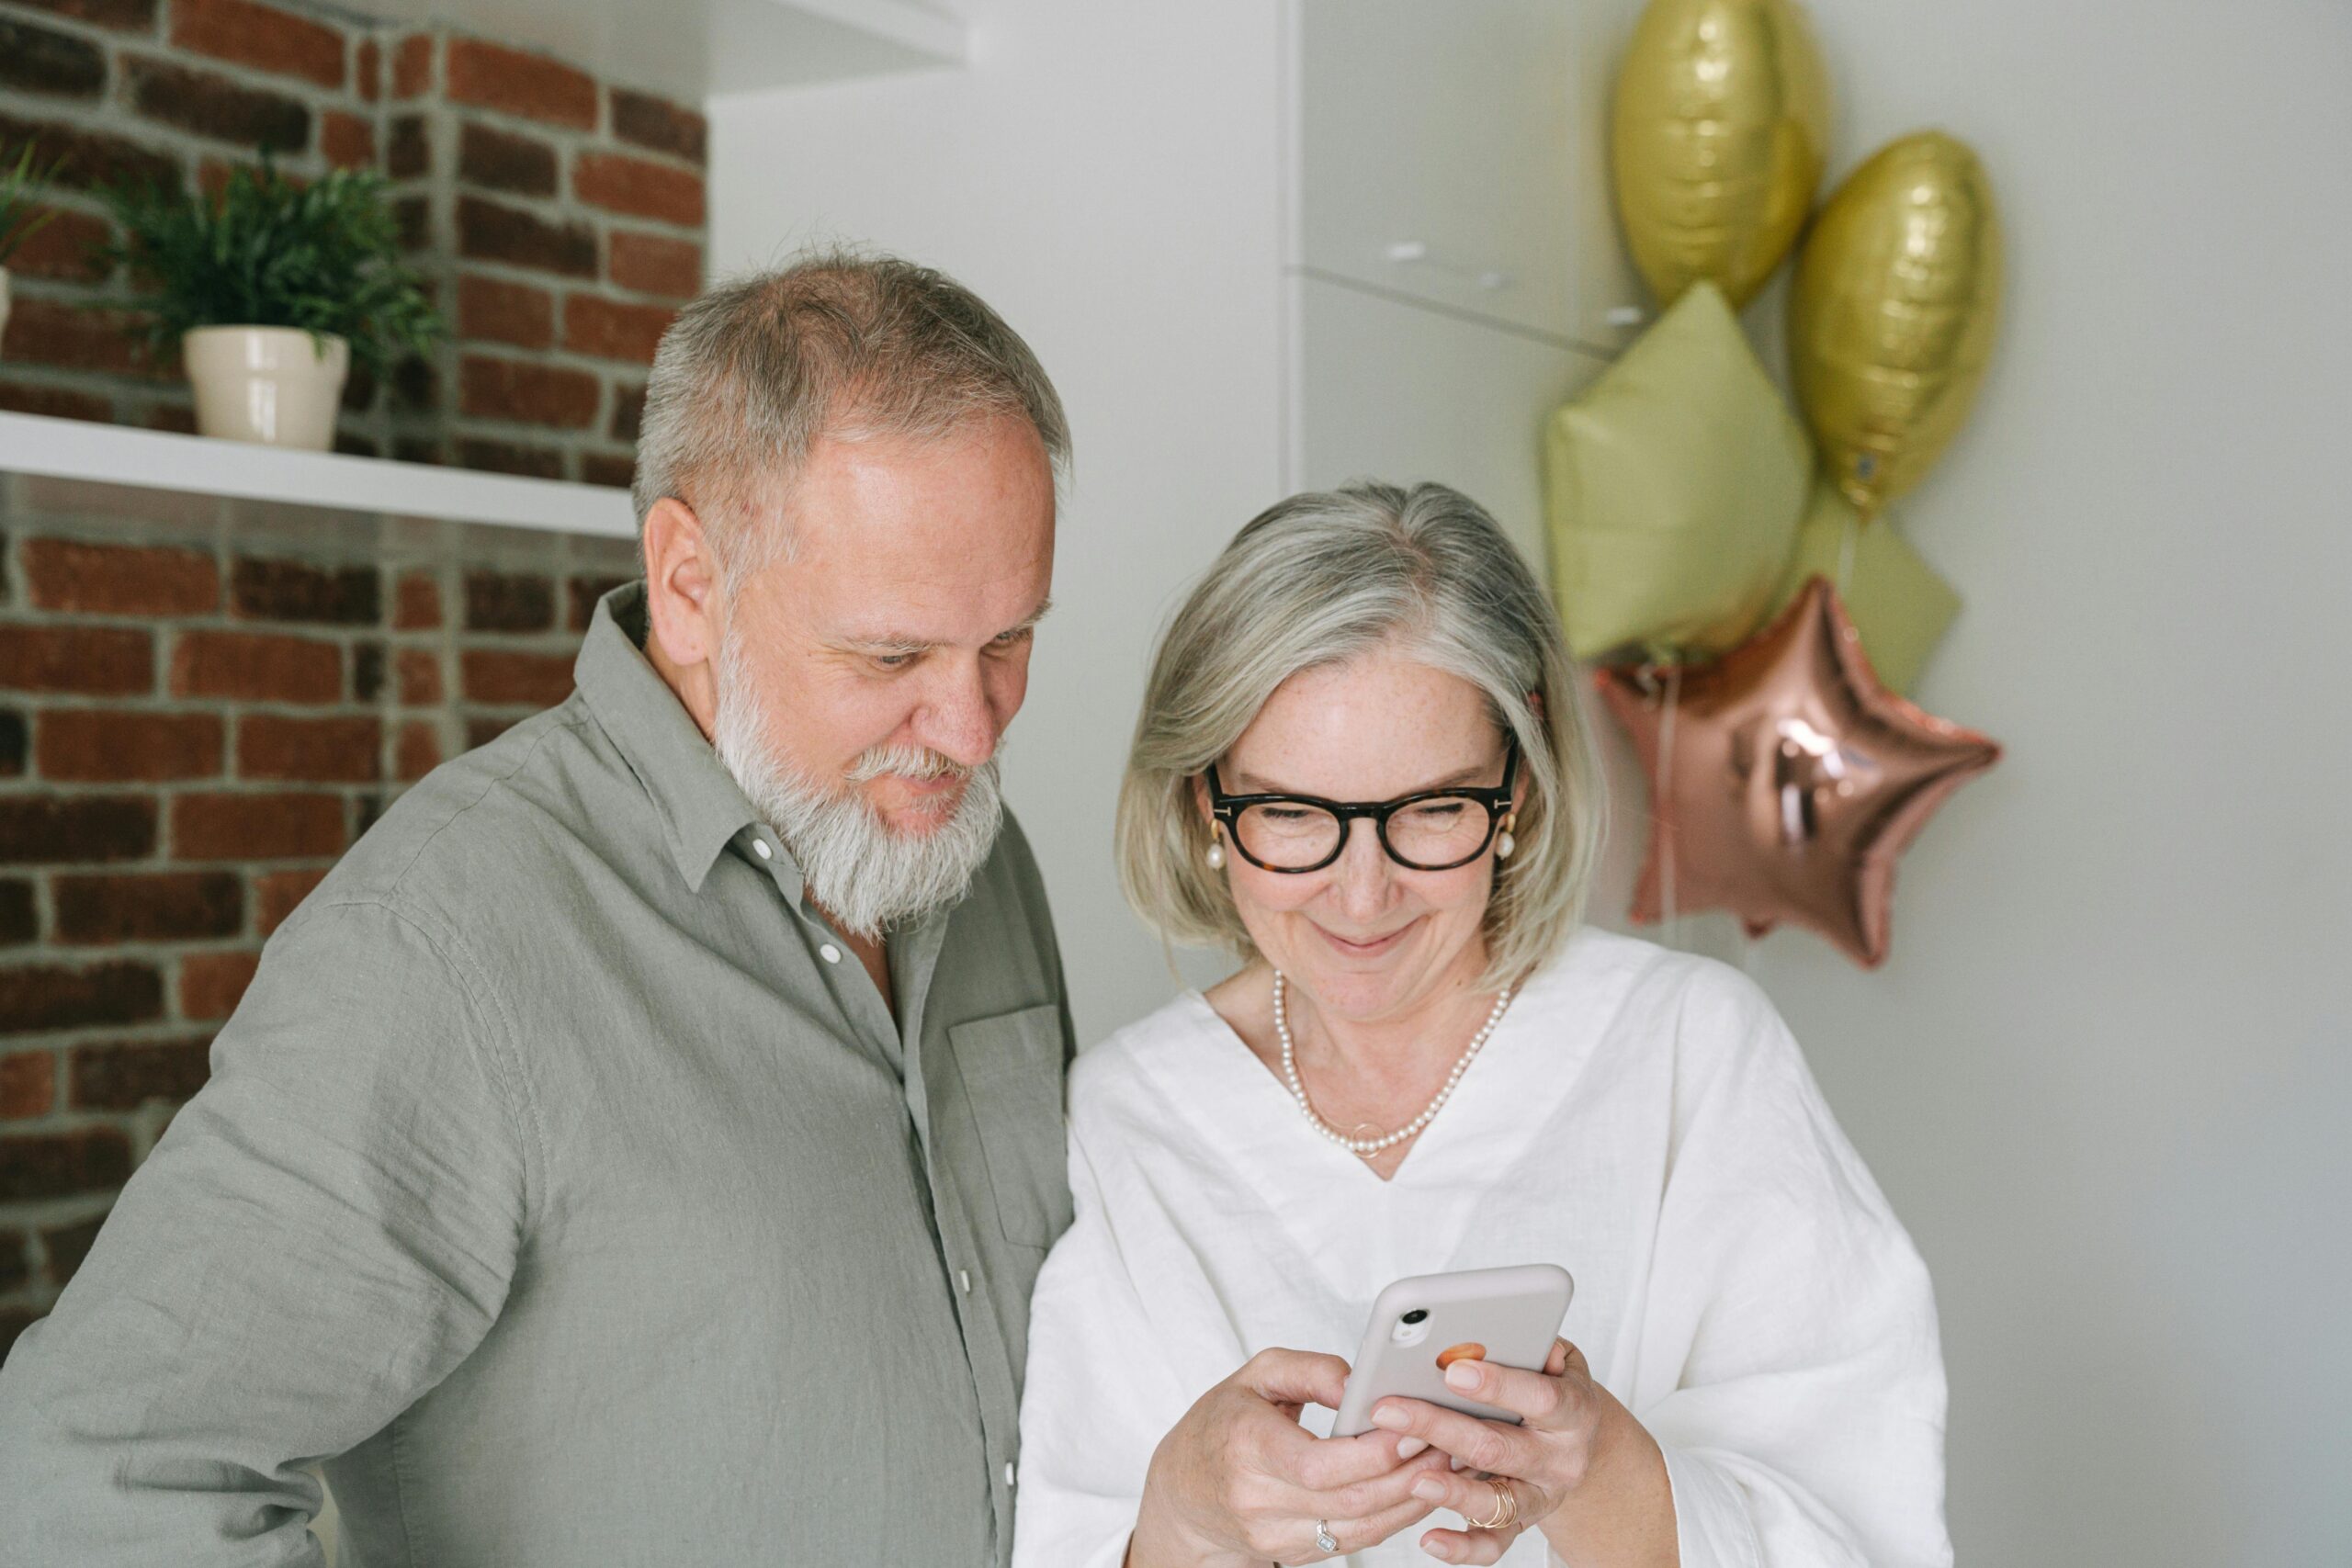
1470, 1477, 1518, 1531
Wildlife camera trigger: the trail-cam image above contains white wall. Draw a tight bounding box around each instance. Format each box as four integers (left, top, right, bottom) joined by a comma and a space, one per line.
709, 0, 1289, 1032
713, 2, 2352, 1561
1736, 3, 2352, 1562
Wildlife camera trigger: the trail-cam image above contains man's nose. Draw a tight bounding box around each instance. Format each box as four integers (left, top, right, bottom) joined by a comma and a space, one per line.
913, 660, 1000, 770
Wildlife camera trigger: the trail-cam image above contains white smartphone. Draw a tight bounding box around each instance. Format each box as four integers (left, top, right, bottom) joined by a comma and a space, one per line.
1329, 1263, 1575, 1438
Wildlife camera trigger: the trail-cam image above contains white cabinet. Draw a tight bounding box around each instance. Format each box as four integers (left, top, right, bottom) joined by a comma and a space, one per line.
1288, 0, 1647, 351
1288, 274, 1608, 571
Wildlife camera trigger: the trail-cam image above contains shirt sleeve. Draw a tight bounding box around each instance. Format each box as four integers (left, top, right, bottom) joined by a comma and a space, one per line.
0, 895, 534, 1568
1630, 966, 1953, 1568
1011, 1117, 1190, 1568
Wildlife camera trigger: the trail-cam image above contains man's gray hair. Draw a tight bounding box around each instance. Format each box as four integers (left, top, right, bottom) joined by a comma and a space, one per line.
1116, 481, 1606, 990
634, 247, 1070, 577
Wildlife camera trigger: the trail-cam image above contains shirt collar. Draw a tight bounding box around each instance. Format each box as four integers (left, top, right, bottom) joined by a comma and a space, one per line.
574, 581, 791, 898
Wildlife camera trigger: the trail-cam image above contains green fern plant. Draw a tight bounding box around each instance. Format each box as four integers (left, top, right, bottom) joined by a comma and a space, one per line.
95, 159, 443, 374
0, 141, 64, 268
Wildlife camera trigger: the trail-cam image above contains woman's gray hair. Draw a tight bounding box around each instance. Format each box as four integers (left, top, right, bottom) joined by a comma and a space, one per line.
634, 246, 1069, 581
1117, 481, 1605, 990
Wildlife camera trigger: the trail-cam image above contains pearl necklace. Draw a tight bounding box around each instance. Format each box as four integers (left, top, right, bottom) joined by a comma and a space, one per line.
1272, 972, 1514, 1156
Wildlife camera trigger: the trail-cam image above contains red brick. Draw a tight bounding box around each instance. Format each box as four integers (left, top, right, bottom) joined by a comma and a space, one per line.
458, 120, 556, 197
237, 714, 380, 783
444, 37, 595, 130
0, 1125, 132, 1200
254, 866, 326, 934
171, 792, 344, 861
53, 872, 243, 944
320, 110, 375, 170
0, 17, 106, 99
456, 437, 562, 479
145, 400, 198, 432
580, 452, 636, 490
395, 647, 443, 705
563, 295, 675, 364
1, 295, 156, 378
0, 796, 155, 864
457, 195, 596, 278
0, 1051, 54, 1119
0, 379, 112, 423
394, 720, 440, 781
0, 625, 153, 695
7, 205, 114, 284
231, 556, 380, 625
385, 112, 429, 177
179, 949, 259, 1021
69, 1034, 212, 1110
608, 231, 701, 300
0, 879, 36, 942
461, 649, 572, 707
610, 381, 646, 442
0, 963, 163, 1036
42, 1213, 102, 1285
356, 35, 380, 102
0, 109, 180, 196
23, 537, 219, 616
609, 87, 706, 164
463, 570, 553, 633
37, 710, 223, 783
170, 0, 347, 90
390, 32, 432, 96
352, 641, 386, 701
457, 272, 554, 350
459, 355, 598, 429
573, 151, 705, 226
393, 571, 442, 630
454, 197, 593, 280
170, 629, 342, 703
9, 0, 156, 31
127, 57, 311, 151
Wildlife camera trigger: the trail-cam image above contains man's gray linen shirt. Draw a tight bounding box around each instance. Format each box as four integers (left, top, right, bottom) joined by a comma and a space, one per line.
0, 583, 1076, 1567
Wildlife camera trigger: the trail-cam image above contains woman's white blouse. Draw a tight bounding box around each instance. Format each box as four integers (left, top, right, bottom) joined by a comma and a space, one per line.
1010, 929, 1951, 1567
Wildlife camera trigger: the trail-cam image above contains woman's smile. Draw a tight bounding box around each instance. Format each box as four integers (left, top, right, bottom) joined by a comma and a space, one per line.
1312, 915, 1421, 959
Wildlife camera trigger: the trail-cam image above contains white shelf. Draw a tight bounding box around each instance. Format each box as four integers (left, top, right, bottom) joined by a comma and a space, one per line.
0, 412, 638, 539
356, 0, 966, 100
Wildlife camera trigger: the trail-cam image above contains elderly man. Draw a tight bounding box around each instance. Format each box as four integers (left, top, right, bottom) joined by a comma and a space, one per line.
0, 252, 1074, 1567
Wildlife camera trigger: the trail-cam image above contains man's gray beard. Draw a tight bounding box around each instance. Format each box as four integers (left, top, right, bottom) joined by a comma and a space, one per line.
710, 637, 1004, 942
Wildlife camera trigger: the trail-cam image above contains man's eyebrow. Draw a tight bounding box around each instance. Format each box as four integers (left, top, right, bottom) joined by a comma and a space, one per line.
837, 598, 1055, 656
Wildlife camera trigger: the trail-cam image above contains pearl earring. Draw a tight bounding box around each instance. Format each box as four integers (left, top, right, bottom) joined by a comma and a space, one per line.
1496, 813, 1518, 861
1205, 837, 1227, 871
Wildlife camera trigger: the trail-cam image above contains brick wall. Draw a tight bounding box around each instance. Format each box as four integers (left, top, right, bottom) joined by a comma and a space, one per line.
0, 473, 641, 1354
0, 0, 707, 486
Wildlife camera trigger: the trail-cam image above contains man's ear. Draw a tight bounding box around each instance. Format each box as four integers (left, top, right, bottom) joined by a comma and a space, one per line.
643, 496, 720, 671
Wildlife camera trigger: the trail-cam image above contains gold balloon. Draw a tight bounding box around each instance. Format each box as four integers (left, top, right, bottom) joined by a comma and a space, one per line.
1789, 130, 2003, 517
1611, 0, 1832, 309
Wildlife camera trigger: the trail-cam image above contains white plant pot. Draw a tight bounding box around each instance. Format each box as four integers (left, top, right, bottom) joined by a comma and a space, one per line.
182, 325, 350, 451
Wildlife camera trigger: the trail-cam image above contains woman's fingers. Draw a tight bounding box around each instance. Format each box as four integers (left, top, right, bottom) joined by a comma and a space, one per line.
1306, 1489, 1448, 1563
1237, 1347, 1354, 1415
1366, 1396, 1540, 1480
1407, 1470, 1535, 1565
1430, 1351, 1588, 1431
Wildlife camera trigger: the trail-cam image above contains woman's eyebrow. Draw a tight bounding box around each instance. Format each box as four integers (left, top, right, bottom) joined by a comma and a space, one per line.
1227, 755, 1499, 795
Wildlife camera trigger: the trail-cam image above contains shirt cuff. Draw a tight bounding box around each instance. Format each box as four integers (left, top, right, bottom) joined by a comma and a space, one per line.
1656, 1443, 1765, 1568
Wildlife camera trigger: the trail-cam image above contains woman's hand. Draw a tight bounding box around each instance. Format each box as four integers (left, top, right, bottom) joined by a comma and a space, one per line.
1126, 1348, 1455, 1568
1366, 1339, 1676, 1567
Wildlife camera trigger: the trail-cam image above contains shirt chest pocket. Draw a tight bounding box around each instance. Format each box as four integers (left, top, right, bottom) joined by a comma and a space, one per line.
946, 1002, 1073, 1248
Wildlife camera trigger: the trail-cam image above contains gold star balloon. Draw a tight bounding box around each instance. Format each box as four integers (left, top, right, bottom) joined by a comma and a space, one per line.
1596, 578, 2001, 967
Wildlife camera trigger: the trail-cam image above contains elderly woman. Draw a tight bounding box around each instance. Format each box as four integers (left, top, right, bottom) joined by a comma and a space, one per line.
1011, 483, 1950, 1568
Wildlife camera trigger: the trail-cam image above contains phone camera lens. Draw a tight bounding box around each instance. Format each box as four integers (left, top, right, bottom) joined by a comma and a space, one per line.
1400, 1309, 1429, 1325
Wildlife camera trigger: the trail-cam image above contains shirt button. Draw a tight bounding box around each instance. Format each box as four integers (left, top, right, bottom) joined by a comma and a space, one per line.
752, 838, 773, 861
820, 943, 842, 964
1003, 1461, 1016, 1488
956, 1269, 972, 1294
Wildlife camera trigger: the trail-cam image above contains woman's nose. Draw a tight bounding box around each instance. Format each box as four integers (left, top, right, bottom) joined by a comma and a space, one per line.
1328, 819, 1395, 916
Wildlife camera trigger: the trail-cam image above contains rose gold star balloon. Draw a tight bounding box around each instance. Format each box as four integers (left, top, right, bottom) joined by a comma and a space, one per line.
1596, 578, 2001, 967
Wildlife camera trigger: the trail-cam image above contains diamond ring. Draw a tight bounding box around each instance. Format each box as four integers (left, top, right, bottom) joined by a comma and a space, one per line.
1315, 1518, 1340, 1553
